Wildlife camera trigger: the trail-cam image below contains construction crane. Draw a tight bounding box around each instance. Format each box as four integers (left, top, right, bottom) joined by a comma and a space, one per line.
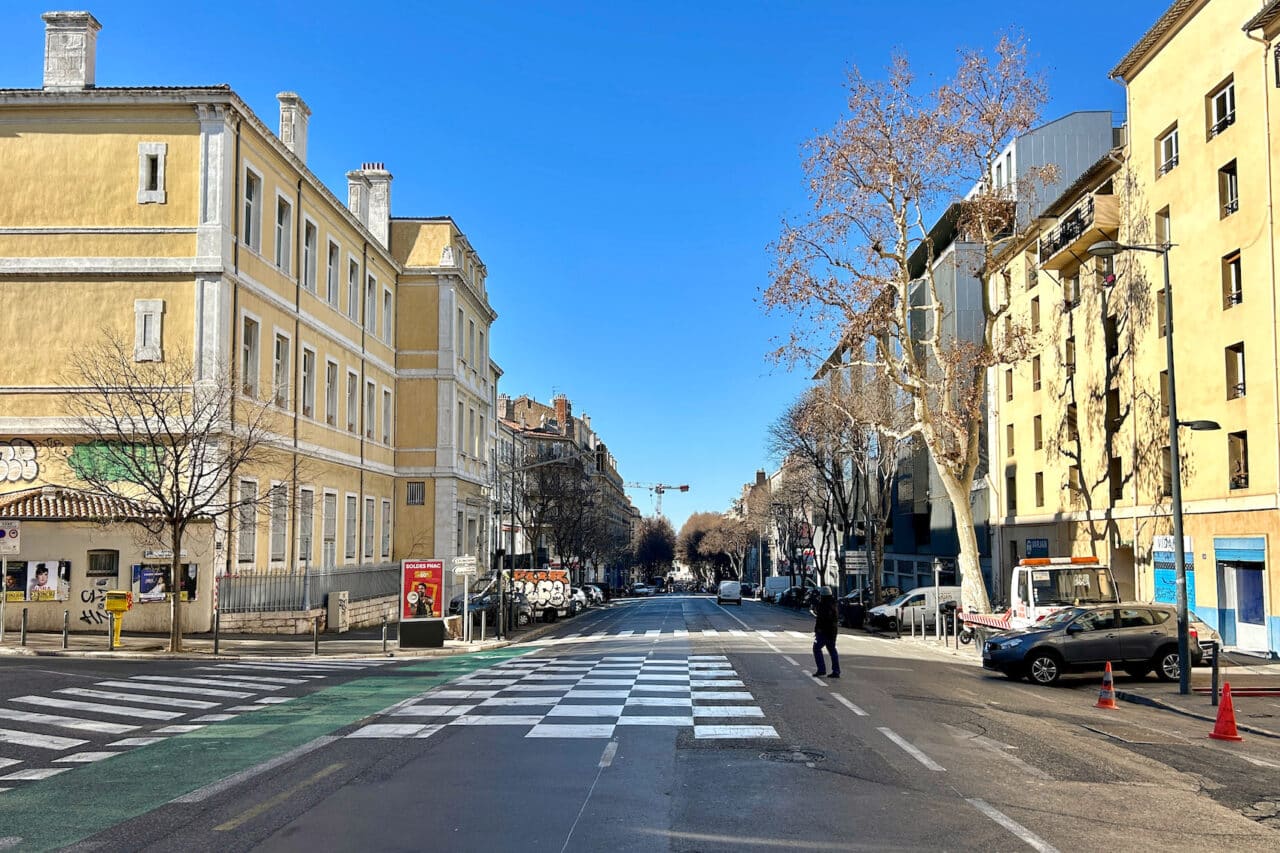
624, 482, 690, 517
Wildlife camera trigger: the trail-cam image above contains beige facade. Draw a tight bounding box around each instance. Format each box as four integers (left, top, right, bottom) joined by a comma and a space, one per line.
991, 0, 1280, 655
0, 12, 496, 615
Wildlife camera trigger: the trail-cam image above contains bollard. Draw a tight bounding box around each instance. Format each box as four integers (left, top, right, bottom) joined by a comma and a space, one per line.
382, 617, 389, 654
107, 612, 115, 650
1210, 641, 1221, 707
62, 610, 69, 650
480, 611, 487, 643
213, 606, 221, 656
953, 611, 959, 649
313, 615, 321, 655
895, 608, 902, 640
21, 607, 29, 646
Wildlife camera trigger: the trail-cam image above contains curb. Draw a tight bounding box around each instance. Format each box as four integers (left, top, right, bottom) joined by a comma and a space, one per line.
1115, 689, 1280, 740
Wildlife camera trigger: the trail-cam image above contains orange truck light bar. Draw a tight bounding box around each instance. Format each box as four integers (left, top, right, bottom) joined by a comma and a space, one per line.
1017, 557, 1100, 566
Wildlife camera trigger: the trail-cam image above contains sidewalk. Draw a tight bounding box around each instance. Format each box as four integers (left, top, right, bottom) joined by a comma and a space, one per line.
0, 618, 561, 661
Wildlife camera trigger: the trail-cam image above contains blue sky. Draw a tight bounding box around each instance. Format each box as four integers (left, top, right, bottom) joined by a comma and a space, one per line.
0, 0, 1167, 533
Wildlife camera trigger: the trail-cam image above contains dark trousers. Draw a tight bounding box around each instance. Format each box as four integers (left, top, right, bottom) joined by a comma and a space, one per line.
813, 630, 840, 675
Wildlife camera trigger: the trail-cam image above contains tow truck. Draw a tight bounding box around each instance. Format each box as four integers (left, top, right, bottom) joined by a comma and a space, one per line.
959, 556, 1120, 644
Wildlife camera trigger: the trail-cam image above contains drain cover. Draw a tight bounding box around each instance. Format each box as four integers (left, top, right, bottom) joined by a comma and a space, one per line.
761, 749, 825, 763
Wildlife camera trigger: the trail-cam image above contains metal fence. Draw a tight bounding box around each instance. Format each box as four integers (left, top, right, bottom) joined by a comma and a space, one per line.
217, 564, 400, 613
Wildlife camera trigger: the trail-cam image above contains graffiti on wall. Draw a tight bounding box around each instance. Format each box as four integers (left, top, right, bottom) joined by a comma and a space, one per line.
512, 569, 569, 609
79, 578, 110, 625
1, 439, 39, 483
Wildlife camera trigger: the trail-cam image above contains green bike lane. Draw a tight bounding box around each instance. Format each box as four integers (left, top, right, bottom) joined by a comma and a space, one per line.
0, 647, 533, 852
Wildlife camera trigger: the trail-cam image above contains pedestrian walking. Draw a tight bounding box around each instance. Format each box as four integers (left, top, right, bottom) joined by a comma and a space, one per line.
812, 586, 840, 678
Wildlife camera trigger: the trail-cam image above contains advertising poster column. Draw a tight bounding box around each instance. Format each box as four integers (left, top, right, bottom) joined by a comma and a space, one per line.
400, 558, 445, 648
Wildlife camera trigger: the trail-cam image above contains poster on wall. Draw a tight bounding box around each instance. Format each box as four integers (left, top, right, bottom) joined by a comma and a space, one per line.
3, 561, 26, 602
401, 559, 443, 620
133, 564, 171, 602
180, 564, 198, 601
1152, 535, 1195, 606
28, 560, 70, 601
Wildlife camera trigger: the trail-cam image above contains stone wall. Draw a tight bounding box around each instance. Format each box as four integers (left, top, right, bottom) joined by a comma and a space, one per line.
215, 594, 466, 637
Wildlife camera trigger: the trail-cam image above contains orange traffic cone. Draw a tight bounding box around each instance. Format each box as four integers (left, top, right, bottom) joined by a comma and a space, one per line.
1209, 682, 1245, 742
1095, 661, 1117, 709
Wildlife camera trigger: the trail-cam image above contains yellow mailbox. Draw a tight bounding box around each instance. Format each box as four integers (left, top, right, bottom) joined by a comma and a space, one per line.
104, 591, 131, 649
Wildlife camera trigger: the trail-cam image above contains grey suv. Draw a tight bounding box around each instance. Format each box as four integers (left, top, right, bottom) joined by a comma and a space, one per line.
982, 603, 1204, 686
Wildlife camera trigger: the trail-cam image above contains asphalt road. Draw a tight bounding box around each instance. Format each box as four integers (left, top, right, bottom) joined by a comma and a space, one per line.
1, 595, 1279, 851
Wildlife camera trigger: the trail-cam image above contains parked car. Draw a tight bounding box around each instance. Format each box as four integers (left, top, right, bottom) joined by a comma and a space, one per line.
777, 586, 812, 608
510, 591, 535, 627
717, 580, 743, 606
982, 602, 1204, 685
568, 587, 589, 615
740, 582, 757, 599
866, 585, 961, 631
630, 582, 651, 597
838, 590, 870, 628
762, 576, 791, 603
582, 584, 605, 605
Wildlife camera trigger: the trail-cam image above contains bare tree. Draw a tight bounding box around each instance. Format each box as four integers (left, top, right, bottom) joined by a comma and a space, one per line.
678, 512, 722, 586
765, 36, 1050, 613
633, 516, 676, 581
63, 335, 285, 652
768, 469, 818, 586
701, 511, 753, 581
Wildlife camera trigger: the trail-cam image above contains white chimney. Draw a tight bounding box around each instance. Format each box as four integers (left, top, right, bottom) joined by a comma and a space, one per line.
347, 162, 392, 248
276, 92, 311, 162
42, 11, 102, 91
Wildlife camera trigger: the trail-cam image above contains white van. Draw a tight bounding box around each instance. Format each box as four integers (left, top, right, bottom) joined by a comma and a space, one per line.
867, 585, 961, 630
762, 576, 791, 603
717, 580, 743, 606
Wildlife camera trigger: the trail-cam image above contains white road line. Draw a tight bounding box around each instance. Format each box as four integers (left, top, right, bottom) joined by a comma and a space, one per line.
198, 672, 309, 685
645, 629, 660, 638
617, 630, 634, 637
878, 727, 945, 772
11, 695, 183, 721
967, 798, 1059, 853
172, 736, 340, 803
729, 630, 746, 636
782, 656, 799, 666
0, 708, 135, 735
786, 631, 807, 639
0, 768, 70, 781
701, 629, 719, 636
0, 759, 18, 770
598, 741, 618, 768
97, 680, 252, 699
131, 676, 284, 691
674, 629, 689, 637
833, 694, 868, 716
809, 676, 829, 688
57, 688, 218, 710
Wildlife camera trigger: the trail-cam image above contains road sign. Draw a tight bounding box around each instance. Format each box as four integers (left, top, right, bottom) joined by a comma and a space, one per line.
0, 520, 19, 555
843, 552, 868, 571
453, 556, 478, 576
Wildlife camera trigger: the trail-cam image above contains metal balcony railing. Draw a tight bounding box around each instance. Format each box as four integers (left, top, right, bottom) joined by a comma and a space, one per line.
1159, 155, 1179, 176
1224, 289, 1243, 309
1209, 112, 1235, 138
1039, 197, 1095, 263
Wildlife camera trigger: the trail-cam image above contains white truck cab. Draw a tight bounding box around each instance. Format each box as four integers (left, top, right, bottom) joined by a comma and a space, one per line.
1006, 556, 1120, 629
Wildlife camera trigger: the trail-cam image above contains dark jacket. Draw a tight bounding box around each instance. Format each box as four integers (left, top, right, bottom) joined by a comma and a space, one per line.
814, 596, 838, 636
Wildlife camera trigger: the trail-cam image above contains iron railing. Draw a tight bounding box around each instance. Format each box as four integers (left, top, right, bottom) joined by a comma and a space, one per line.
217, 563, 400, 613
1039, 196, 1095, 263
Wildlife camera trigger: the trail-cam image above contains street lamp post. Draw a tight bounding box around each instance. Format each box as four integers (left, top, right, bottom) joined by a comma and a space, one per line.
1088, 241, 1220, 695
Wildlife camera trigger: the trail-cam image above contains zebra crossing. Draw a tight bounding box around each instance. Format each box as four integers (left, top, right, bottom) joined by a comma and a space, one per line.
543, 627, 811, 646
347, 653, 779, 741
0, 659, 391, 793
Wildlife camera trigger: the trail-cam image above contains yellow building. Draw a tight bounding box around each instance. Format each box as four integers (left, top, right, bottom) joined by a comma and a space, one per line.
0, 12, 497, 628
993, 0, 1280, 656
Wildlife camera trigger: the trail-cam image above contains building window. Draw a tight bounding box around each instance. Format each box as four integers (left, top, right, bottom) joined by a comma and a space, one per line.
325, 360, 338, 426
269, 485, 287, 562
1005, 369, 1013, 402
365, 275, 377, 332
275, 197, 293, 272
1032, 356, 1041, 392
1034, 472, 1044, 507
241, 317, 260, 396
1106, 389, 1121, 431
302, 220, 318, 292
1064, 273, 1081, 309
468, 319, 475, 363
322, 493, 337, 568
272, 333, 290, 408
1066, 403, 1079, 444
1155, 206, 1172, 245
1067, 465, 1083, 498
1226, 342, 1246, 399
1159, 370, 1170, 419
1033, 415, 1043, 450
344, 495, 357, 561
382, 389, 392, 444
1064, 338, 1076, 377
134, 299, 163, 362
1156, 290, 1167, 337
365, 380, 376, 439
1006, 473, 1017, 514
1104, 315, 1119, 363
242, 169, 262, 250
347, 259, 360, 320
1025, 249, 1038, 290
406, 481, 425, 506
298, 487, 314, 566
1230, 431, 1250, 489
468, 408, 476, 457
457, 308, 465, 359
478, 330, 485, 365
327, 241, 341, 307
1109, 457, 1124, 502
1157, 126, 1179, 175
237, 480, 257, 563
1208, 79, 1236, 138
363, 497, 375, 560
383, 288, 393, 343
1223, 251, 1243, 308
1030, 297, 1040, 332
1095, 254, 1115, 288
1219, 161, 1239, 217
88, 550, 119, 582
381, 499, 391, 559
300, 348, 316, 418
346, 372, 359, 433
137, 142, 167, 204
457, 402, 465, 452
1161, 447, 1173, 497
1005, 423, 1014, 457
